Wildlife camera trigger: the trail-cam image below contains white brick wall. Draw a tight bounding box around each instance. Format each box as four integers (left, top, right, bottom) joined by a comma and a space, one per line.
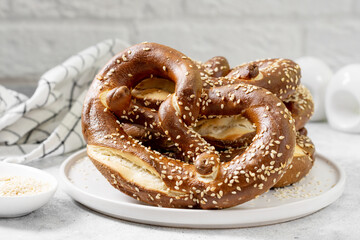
135, 20, 303, 63
0, 0, 359, 95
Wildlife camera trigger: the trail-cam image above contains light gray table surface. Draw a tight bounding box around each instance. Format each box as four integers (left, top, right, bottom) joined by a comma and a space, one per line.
1, 122, 359, 239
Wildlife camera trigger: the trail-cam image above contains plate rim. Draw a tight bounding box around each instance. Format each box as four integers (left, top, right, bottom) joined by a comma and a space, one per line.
59, 148, 346, 228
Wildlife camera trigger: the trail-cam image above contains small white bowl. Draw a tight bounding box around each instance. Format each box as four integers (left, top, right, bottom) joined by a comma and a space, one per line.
0, 162, 57, 218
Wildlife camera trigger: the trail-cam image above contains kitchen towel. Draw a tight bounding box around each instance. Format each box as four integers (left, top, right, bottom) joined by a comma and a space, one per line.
0, 39, 129, 164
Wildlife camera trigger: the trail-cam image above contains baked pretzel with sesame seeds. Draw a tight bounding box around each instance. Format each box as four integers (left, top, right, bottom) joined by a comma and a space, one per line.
82, 42, 298, 209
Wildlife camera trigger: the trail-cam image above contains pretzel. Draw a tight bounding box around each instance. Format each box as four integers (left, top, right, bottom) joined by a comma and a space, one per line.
82, 42, 297, 209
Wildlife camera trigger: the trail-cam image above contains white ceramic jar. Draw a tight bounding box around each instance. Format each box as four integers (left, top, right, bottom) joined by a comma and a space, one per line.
296, 57, 333, 121
325, 64, 360, 133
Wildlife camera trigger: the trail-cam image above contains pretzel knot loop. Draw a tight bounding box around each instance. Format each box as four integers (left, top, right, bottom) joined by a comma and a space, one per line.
82, 43, 297, 209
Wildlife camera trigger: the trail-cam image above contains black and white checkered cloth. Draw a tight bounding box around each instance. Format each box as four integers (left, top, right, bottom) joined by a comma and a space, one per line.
0, 39, 129, 164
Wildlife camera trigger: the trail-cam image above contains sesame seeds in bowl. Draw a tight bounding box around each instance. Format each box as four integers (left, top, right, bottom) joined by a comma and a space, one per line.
0, 175, 51, 197
0, 162, 57, 218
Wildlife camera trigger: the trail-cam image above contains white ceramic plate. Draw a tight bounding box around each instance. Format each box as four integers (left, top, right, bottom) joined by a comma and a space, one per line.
60, 149, 345, 228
